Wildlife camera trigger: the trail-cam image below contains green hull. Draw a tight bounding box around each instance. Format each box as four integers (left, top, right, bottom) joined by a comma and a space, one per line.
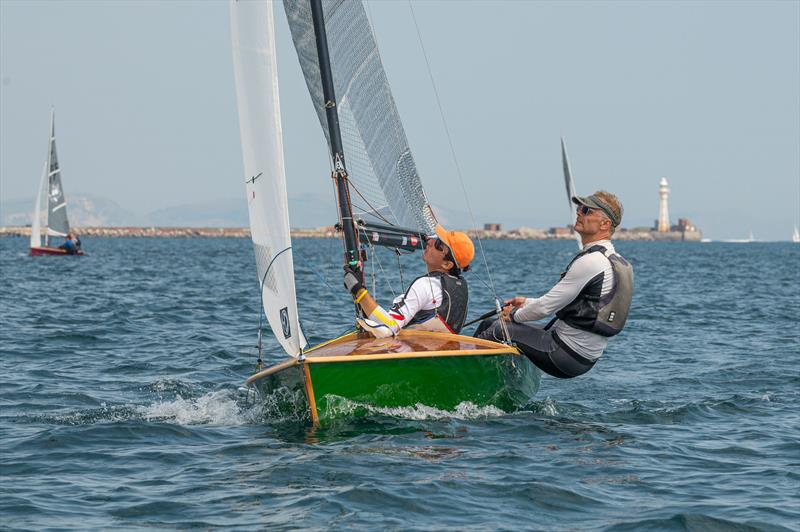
309, 353, 539, 417
248, 330, 541, 424
251, 352, 540, 423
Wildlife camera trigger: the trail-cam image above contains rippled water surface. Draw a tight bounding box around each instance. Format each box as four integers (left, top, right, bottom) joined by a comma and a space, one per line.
1, 237, 798, 531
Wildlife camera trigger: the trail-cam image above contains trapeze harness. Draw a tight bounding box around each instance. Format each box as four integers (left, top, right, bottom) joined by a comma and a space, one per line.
398, 271, 469, 334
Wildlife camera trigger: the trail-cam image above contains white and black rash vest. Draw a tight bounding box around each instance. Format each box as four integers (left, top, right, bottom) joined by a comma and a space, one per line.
396, 272, 469, 333
555, 245, 633, 337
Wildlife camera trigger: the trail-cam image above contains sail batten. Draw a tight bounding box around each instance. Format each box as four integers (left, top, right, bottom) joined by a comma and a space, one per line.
230, 0, 307, 357
284, 0, 437, 235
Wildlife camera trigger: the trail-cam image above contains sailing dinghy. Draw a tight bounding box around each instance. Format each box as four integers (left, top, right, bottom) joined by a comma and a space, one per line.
230, 0, 539, 424
29, 109, 83, 256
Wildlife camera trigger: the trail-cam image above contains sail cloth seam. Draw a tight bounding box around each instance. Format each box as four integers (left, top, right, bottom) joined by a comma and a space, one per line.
406, 1, 503, 329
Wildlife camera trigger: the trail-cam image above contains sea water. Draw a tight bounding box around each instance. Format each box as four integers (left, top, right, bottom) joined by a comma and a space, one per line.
1, 237, 797, 531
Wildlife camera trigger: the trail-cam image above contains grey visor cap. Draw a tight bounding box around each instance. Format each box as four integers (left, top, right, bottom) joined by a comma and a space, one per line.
572, 195, 621, 227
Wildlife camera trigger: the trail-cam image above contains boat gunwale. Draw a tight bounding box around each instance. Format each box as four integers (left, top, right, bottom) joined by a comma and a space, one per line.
245, 347, 521, 385
303, 347, 520, 364
304, 329, 514, 353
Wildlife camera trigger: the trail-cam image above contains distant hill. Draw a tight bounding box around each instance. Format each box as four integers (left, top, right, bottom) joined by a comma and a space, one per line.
1, 192, 517, 230
147, 199, 249, 228
1, 194, 142, 226
1, 193, 328, 228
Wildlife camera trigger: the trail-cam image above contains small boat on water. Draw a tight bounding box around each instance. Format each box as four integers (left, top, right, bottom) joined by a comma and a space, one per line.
29, 109, 83, 257
724, 230, 755, 243
230, 0, 539, 425
793, 226, 799, 243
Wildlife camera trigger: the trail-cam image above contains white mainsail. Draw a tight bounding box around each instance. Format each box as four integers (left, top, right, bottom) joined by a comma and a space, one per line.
560, 137, 582, 247
230, 0, 307, 357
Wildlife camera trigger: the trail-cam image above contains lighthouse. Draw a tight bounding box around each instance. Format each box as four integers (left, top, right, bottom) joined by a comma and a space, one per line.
658, 177, 670, 232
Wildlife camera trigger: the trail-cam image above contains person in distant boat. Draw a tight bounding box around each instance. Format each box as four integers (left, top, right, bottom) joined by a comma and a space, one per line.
59, 233, 79, 255
73, 233, 82, 253
476, 191, 633, 378
343, 225, 474, 338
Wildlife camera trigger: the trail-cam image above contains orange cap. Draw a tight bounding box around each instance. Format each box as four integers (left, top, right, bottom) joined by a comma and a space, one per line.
435, 225, 474, 269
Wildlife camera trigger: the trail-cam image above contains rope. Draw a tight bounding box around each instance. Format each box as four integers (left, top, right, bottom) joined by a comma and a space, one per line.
407, 2, 508, 341
357, 225, 399, 299
348, 179, 394, 226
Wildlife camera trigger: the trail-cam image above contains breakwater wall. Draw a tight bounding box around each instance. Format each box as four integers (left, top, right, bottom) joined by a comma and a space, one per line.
0, 226, 700, 241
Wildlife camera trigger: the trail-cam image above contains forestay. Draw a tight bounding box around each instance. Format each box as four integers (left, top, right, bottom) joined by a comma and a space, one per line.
283, 0, 437, 235
230, 0, 307, 357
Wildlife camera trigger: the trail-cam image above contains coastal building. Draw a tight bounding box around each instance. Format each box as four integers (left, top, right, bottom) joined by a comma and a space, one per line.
483, 223, 502, 232
549, 226, 574, 238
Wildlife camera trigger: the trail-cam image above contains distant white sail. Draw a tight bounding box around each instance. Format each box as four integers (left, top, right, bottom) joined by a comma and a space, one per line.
793, 226, 799, 243
230, 0, 307, 357
560, 137, 581, 247
30, 161, 47, 248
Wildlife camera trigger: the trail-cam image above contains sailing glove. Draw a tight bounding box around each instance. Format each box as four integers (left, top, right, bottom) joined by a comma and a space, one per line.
343, 266, 366, 301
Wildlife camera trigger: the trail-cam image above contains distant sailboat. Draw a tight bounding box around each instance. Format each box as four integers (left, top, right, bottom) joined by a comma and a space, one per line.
724, 230, 755, 243
29, 109, 83, 256
793, 226, 799, 243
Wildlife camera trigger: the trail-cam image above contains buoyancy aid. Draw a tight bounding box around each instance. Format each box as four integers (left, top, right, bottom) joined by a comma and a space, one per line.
401, 271, 469, 333
555, 245, 633, 337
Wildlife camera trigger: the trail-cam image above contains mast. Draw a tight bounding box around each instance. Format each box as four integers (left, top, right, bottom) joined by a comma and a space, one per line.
309, 0, 361, 273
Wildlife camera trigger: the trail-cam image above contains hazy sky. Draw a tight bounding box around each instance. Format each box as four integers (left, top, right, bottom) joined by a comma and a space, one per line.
1, 0, 798, 240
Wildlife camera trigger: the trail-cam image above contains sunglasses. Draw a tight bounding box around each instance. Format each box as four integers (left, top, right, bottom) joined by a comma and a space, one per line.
431, 238, 456, 263
577, 205, 614, 225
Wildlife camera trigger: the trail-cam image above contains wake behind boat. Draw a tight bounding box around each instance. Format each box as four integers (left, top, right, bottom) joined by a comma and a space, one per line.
29, 109, 83, 257
230, 0, 538, 425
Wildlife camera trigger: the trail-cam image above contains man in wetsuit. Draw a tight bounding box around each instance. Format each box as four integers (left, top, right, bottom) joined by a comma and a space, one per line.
343, 225, 474, 337
477, 191, 633, 378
